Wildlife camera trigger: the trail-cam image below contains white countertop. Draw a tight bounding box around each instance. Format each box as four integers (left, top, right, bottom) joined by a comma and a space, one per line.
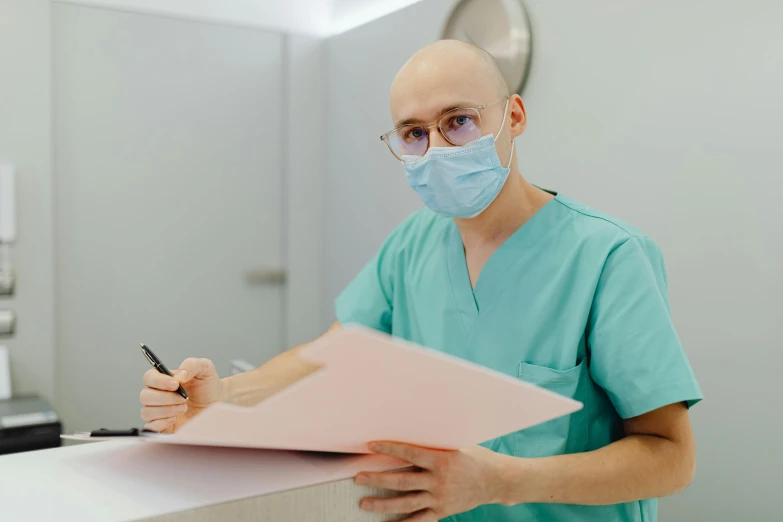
0, 439, 402, 522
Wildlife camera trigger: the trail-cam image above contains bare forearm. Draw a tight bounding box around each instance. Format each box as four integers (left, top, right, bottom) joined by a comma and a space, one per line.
219, 345, 320, 406
497, 434, 695, 506
219, 322, 340, 407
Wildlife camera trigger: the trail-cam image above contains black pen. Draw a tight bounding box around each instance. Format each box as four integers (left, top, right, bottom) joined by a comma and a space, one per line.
140, 343, 189, 400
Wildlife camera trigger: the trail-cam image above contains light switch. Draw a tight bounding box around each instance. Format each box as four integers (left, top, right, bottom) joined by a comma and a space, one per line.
0, 310, 15, 336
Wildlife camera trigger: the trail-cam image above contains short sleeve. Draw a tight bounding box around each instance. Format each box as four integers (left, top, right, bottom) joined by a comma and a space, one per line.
588, 237, 703, 419
335, 223, 406, 333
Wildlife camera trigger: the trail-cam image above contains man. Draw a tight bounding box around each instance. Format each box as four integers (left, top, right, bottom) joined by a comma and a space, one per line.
140, 40, 702, 522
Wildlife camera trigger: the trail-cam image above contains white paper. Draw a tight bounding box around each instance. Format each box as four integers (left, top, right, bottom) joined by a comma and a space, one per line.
158, 326, 582, 453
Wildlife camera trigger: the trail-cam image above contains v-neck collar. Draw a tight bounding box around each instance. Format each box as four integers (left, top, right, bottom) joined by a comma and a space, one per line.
446, 193, 567, 333
447, 226, 480, 333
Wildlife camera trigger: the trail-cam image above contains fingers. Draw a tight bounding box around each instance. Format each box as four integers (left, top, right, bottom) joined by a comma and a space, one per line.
142, 358, 215, 391
175, 358, 216, 383
140, 358, 215, 428
368, 442, 439, 469
401, 509, 439, 522
144, 417, 177, 433
140, 404, 187, 422
140, 387, 187, 407
143, 368, 180, 392
355, 471, 435, 492
359, 492, 434, 514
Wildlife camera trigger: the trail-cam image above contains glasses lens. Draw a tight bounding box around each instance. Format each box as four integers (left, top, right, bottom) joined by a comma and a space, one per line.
388, 126, 429, 159
440, 108, 481, 146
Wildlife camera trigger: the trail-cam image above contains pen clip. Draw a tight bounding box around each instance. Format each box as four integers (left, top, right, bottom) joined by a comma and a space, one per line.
140, 344, 156, 366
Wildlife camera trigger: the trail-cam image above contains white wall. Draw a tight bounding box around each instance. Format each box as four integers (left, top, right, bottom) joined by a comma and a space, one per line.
330, 0, 425, 34
54, 0, 332, 34
325, 0, 783, 519
0, 0, 57, 400
323, 0, 440, 323
52, 3, 294, 432
54, 0, 428, 35
0, 1, 327, 423
285, 35, 328, 346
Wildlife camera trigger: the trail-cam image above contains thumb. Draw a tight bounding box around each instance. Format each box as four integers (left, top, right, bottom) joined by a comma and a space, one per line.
175, 358, 215, 384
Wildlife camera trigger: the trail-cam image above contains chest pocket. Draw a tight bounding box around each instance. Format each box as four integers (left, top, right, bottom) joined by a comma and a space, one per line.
514, 358, 589, 458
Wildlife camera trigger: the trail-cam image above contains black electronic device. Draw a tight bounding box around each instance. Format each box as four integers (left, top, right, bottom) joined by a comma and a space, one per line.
0, 395, 62, 455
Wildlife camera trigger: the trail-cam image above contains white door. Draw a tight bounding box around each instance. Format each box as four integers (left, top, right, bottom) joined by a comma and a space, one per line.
53, 4, 285, 431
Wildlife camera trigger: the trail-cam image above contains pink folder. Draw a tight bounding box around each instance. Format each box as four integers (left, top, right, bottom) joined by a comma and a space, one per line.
149, 326, 582, 453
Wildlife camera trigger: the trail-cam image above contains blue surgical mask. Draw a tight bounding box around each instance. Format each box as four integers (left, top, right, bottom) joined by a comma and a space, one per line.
403, 107, 514, 219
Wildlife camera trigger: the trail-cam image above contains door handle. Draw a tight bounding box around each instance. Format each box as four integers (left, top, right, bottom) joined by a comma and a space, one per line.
245, 269, 286, 285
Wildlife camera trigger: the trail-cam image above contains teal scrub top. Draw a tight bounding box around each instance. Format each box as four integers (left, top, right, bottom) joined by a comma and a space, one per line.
336, 193, 703, 522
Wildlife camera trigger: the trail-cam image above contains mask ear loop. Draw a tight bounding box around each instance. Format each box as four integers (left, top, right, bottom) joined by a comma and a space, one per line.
505, 139, 516, 170
493, 98, 515, 169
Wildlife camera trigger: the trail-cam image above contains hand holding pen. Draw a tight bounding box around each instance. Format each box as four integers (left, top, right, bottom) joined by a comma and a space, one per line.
139, 344, 223, 433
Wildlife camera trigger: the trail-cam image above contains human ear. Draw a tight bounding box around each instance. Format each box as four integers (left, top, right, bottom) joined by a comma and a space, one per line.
508, 94, 527, 138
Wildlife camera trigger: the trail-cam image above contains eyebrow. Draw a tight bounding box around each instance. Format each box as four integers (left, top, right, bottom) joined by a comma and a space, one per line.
394, 101, 479, 128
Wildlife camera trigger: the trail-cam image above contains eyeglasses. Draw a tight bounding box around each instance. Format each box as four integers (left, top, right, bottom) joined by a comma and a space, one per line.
380, 97, 508, 161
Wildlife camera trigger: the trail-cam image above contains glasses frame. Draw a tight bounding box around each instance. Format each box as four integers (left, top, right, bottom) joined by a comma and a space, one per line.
380, 96, 509, 161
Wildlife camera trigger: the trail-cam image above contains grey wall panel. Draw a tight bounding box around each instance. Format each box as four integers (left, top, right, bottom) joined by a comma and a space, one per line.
53, 3, 285, 431
0, 0, 56, 401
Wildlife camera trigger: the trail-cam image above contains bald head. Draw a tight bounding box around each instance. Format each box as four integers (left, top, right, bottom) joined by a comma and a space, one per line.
390, 40, 509, 127
396, 40, 508, 98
